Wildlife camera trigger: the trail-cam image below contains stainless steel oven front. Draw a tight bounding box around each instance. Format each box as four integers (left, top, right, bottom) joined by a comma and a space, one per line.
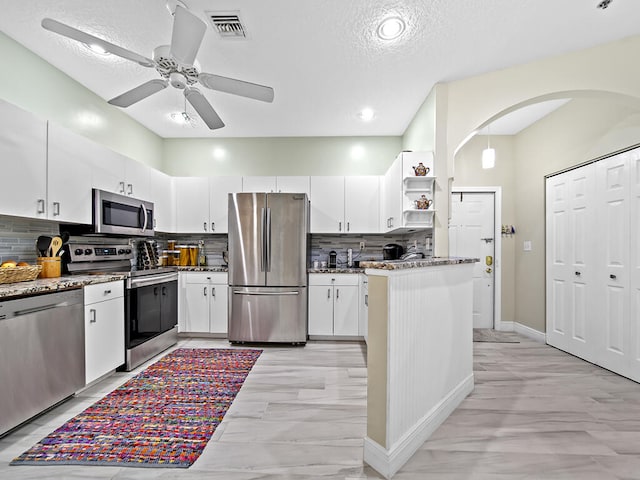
125, 271, 178, 371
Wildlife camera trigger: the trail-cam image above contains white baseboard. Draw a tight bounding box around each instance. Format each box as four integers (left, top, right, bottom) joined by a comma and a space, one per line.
513, 322, 546, 342
497, 321, 514, 332
363, 374, 474, 479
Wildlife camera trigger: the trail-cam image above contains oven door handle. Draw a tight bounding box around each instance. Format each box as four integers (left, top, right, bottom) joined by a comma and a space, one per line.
128, 272, 178, 289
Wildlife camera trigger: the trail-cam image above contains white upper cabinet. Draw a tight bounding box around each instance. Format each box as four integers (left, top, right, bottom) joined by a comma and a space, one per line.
382, 151, 435, 232
90, 147, 127, 195
310, 176, 346, 233
46, 123, 93, 224
345, 176, 380, 233
276, 176, 310, 195
174, 177, 210, 233
148, 168, 175, 233
243, 176, 276, 192
124, 157, 151, 200
0, 100, 47, 219
210, 176, 242, 233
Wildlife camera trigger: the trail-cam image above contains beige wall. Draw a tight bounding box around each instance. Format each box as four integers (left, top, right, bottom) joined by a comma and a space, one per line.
162, 136, 401, 176
452, 135, 516, 323
513, 98, 640, 332
0, 32, 163, 169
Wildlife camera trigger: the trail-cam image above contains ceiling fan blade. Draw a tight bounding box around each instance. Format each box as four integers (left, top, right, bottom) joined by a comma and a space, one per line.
198, 73, 275, 103
170, 5, 206, 65
184, 88, 225, 130
41, 18, 155, 67
108, 79, 168, 107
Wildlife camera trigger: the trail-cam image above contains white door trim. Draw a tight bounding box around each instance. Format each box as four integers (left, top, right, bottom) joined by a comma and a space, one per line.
451, 186, 502, 331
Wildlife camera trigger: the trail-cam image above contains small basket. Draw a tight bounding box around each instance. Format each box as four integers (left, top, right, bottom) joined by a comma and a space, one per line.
0, 265, 43, 284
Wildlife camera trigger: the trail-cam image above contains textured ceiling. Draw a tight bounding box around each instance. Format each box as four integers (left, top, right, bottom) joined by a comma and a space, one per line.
1, 0, 639, 138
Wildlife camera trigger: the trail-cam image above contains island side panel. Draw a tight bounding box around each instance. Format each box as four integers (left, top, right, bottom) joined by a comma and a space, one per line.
367, 275, 388, 448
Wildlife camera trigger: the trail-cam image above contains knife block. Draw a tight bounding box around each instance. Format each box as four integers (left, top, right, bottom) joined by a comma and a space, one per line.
37, 256, 61, 278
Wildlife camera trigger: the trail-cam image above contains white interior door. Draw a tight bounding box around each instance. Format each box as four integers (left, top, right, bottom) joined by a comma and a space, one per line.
450, 192, 495, 328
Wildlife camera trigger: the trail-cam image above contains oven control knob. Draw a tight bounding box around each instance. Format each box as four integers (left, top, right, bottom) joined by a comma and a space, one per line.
118, 249, 125, 255
74, 248, 83, 255
84, 248, 93, 255
125, 249, 132, 254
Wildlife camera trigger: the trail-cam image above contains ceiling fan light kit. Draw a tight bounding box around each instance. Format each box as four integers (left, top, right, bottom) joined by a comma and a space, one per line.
41, 5, 274, 130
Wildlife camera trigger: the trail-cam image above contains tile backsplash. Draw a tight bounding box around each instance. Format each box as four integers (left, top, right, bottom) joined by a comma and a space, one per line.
1, 215, 432, 267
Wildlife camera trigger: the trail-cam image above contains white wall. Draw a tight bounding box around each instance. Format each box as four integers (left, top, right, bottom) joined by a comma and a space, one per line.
0, 32, 163, 169
162, 136, 401, 176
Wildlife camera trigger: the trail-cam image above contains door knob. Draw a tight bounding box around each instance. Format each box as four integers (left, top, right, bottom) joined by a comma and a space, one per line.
486, 267, 492, 274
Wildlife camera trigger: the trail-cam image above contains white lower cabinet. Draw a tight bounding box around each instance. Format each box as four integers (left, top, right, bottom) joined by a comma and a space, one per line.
546, 146, 640, 382
179, 272, 228, 335
308, 274, 360, 337
84, 281, 125, 385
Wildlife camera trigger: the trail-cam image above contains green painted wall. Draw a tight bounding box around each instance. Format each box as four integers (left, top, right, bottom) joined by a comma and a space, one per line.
0, 32, 163, 169
162, 136, 401, 176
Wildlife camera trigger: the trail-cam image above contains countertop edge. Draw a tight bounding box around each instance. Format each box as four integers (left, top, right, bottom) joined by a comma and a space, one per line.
0, 274, 127, 301
361, 257, 479, 271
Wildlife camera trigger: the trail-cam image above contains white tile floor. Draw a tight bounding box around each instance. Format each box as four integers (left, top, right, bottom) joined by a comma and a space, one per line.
2, 335, 640, 479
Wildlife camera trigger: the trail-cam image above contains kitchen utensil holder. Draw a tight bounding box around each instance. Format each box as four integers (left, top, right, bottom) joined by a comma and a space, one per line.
37, 257, 61, 278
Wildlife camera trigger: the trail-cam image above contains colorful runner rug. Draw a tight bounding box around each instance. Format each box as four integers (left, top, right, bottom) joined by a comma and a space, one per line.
11, 348, 261, 468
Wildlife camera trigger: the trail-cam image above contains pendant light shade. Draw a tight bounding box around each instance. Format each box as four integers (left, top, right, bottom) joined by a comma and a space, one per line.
482, 124, 495, 169
482, 148, 496, 169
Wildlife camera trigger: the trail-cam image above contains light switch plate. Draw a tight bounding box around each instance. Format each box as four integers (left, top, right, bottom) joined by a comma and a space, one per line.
524, 240, 532, 251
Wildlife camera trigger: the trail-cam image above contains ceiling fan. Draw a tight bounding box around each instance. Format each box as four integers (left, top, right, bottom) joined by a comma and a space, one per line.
41, 5, 274, 130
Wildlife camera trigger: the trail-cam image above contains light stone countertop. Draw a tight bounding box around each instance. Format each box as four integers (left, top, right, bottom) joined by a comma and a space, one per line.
178, 266, 228, 273
0, 274, 128, 301
308, 268, 365, 274
360, 257, 478, 270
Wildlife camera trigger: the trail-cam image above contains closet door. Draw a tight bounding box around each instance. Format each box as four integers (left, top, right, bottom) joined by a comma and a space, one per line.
595, 153, 630, 376
545, 165, 596, 360
628, 149, 640, 382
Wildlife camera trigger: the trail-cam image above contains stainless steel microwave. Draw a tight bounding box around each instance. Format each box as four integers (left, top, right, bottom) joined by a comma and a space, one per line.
92, 189, 154, 237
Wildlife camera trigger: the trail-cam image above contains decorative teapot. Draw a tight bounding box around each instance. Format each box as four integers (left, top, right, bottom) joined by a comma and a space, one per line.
414, 194, 432, 210
412, 162, 430, 176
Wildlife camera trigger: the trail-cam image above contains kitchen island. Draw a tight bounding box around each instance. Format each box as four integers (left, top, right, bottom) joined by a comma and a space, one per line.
361, 257, 477, 479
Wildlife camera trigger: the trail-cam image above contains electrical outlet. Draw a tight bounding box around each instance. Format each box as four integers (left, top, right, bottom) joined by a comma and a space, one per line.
359, 241, 365, 250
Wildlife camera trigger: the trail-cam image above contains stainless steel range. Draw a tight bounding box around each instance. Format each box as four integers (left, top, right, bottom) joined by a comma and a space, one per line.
66, 243, 178, 371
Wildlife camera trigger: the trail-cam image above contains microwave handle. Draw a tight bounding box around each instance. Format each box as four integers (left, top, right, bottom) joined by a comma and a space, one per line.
139, 204, 148, 232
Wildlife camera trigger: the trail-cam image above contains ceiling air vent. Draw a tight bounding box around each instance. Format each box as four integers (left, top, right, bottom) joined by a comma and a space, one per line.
208, 12, 246, 39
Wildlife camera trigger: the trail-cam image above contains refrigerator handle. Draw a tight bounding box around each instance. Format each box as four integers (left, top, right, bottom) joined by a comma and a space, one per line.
260, 207, 266, 272
266, 207, 272, 272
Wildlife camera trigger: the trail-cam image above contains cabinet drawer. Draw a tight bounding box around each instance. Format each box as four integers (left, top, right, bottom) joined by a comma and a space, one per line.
84, 280, 124, 305
309, 273, 360, 286
182, 272, 228, 285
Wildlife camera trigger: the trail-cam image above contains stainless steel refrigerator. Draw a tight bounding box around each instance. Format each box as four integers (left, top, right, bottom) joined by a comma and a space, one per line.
228, 192, 309, 343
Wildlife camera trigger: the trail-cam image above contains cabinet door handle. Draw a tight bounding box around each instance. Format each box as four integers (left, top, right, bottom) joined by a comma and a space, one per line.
212, 287, 216, 297
347, 222, 350, 232
37, 199, 45, 214
127, 184, 133, 195
336, 288, 340, 299
204, 286, 207, 296
327, 288, 331, 299
104, 289, 112, 295
211, 222, 215, 231
89, 308, 97, 323
119, 181, 126, 194
365, 294, 368, 306
204, 222, 207, 232
338, 221, 342, 232
53, 202, 60, 216
610, 274, 617, 280
162, 286, 167, 296
575, 271, 581, 276
153, 286, 158, 295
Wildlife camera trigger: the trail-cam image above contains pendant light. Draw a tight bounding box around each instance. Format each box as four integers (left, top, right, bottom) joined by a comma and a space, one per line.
482, 124, 495, 169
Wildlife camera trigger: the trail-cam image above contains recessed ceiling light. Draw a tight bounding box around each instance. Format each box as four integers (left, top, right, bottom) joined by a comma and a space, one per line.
358, 108, 375, 122
377, 17, 405, 40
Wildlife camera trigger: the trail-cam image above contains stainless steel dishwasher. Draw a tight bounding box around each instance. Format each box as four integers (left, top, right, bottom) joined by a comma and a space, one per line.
0, 289, 85, 436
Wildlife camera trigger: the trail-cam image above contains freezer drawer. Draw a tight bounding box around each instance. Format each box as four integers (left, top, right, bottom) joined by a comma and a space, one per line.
229, 286, 307, 343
